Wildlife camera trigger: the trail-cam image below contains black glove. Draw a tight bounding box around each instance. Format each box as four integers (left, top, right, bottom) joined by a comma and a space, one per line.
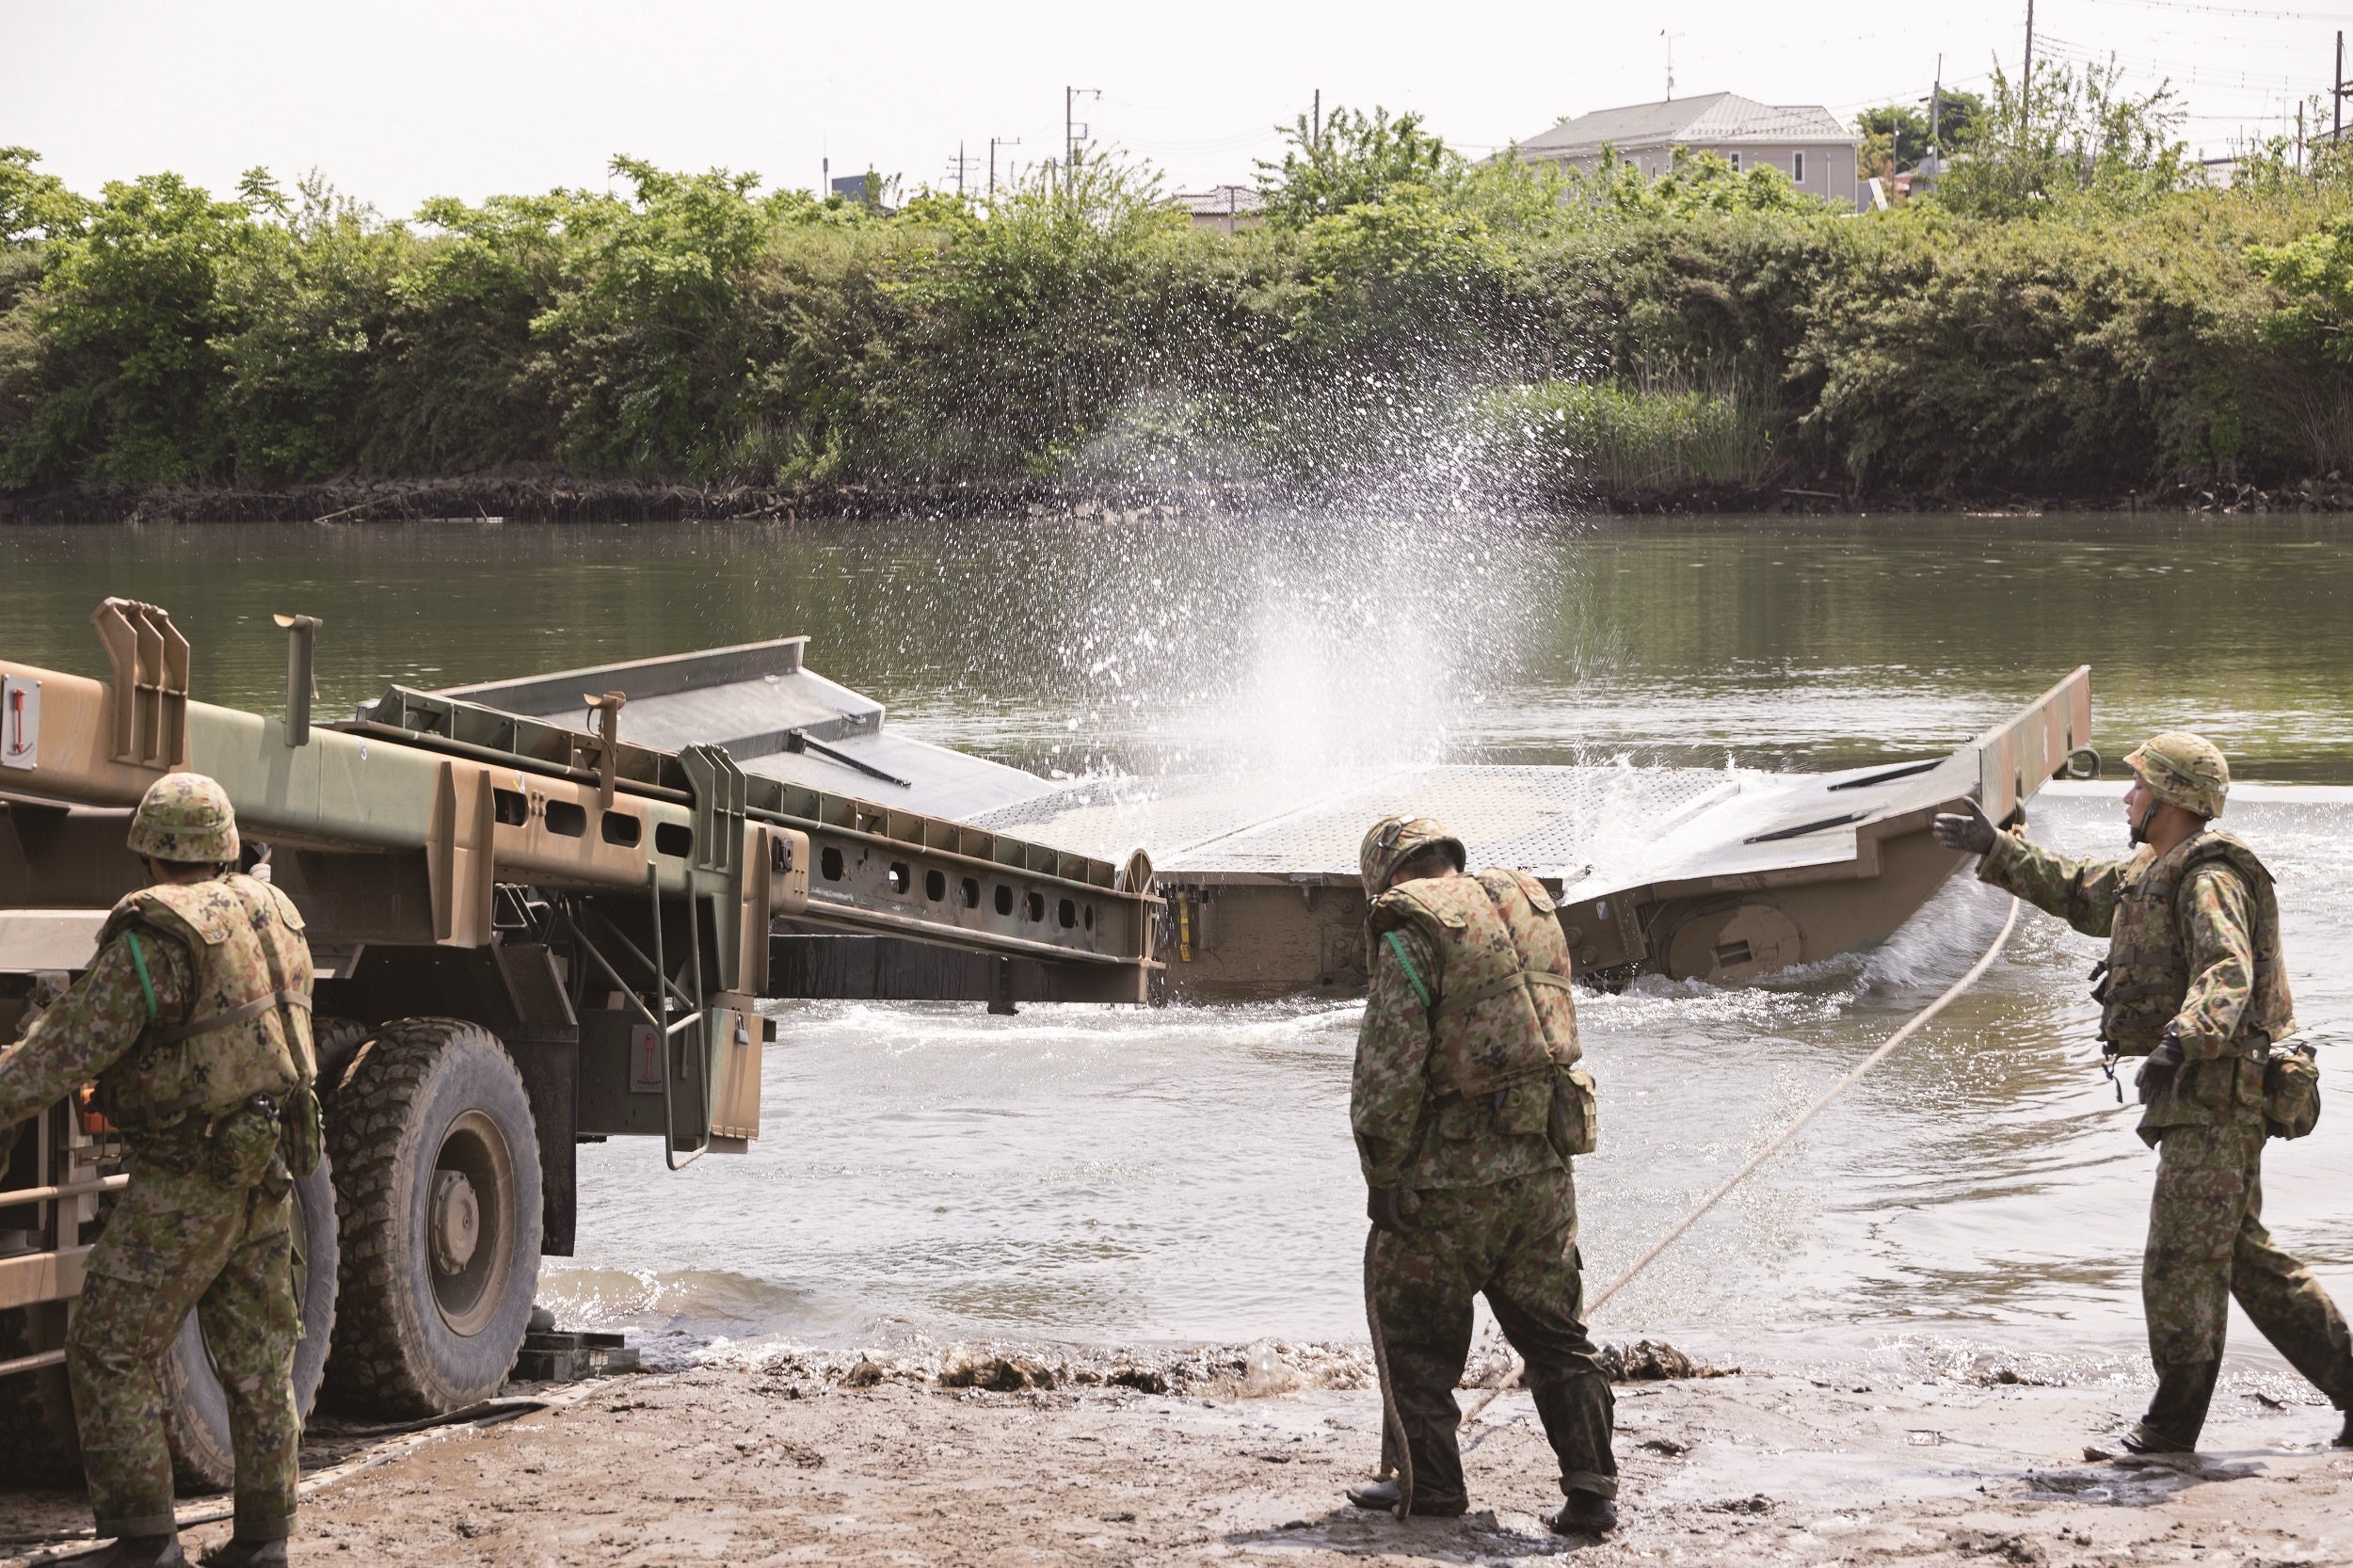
1367, 1186, 1416, 1234
2137, 1028, 2185, 1105
1931, 797, 1997, 856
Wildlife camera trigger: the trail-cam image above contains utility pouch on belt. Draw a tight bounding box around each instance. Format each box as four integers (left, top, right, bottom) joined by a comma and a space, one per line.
280, 1083, 324, 1178
209, 1096, 282, 1188
2262, 1044, 2321, 1140
1548, 1064, 1597, 1160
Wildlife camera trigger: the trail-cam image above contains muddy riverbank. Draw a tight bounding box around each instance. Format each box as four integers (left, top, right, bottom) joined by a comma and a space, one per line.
4, 1340, 2346, 1567
4, 472, 2351, 526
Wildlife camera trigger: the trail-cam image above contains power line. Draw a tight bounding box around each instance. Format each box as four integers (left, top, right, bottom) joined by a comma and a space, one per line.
2066, 0, 2353, 19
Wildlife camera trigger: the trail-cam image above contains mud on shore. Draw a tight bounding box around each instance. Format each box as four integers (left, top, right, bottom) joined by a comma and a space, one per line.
2, 1338, 2346, 1567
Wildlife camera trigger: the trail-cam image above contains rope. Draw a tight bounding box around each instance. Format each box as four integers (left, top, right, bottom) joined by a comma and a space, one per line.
1456, 896, 2023, 1432
1364, 1224, 1415, 1516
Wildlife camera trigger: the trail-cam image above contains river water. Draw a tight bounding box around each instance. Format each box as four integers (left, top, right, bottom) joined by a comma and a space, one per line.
4, 513, 2349, 1378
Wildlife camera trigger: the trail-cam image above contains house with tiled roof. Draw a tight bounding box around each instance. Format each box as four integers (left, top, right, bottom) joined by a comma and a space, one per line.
1515, 92, 1864, 211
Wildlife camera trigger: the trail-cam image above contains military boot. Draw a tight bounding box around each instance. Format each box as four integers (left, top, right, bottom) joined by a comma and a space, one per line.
84, 1537, 185, 1568
196, 1541, 287, 1567
1343, 1477, 1467, 1517
2121, 1359, 2220, 1454
1549, 1490, 1619, 1535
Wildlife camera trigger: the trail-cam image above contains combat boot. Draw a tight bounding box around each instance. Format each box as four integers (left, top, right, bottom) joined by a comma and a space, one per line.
1343, 1477, 1467, 1517
196, 1540, 286, 1567
1549, 1490, 1618, 1535
2120, 1359, 2220, 1454
84, 1537, 185, 1568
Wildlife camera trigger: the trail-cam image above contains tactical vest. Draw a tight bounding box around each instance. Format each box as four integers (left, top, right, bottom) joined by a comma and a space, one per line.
2100, 829, 2295, 1056
98, 872, 314, 1130
1368, 868, 1583, 1105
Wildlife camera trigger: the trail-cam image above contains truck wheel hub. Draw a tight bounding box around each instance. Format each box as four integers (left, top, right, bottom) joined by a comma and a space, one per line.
430, 1169, 481, 1273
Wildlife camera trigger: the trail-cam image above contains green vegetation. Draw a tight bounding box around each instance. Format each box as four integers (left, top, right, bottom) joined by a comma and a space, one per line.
3, 74, 2351, 504
1857, 88, 1984, 179
1478, 377, 1782, 494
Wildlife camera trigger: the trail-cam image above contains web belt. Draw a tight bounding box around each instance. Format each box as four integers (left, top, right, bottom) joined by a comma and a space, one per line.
1431, 968, 1576, 1019
144, 988, 313, 1046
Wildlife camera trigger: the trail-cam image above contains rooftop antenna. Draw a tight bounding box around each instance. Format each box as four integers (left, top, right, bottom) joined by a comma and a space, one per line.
1661, 30, 1681, 101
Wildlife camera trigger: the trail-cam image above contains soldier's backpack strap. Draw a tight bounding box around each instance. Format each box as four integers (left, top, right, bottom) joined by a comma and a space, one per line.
142, 987, 313, 1047
1431, 968, 1575, 1019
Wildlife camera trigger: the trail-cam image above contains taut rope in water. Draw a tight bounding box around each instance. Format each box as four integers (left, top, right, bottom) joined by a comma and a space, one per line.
1456, 896, 2024, 1435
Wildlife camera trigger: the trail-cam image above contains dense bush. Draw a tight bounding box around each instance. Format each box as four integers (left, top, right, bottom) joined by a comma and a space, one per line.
3, 87, 2350, 501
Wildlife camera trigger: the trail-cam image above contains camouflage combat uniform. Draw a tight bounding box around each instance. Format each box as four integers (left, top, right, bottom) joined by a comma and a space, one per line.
1978, 829, 2353, 1412
0, 869, 313, 1543
1355, 854, 1615, 1511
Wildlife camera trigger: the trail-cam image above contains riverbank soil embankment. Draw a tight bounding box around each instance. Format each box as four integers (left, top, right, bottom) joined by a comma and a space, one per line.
5, 1352, 2347, 1566
4, 471, 2352, 525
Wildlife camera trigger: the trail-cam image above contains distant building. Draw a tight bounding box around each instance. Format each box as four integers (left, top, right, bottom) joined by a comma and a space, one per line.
1172, 184, 1263, 233
830, 171, 893, 211
1514, 92, 1864, 213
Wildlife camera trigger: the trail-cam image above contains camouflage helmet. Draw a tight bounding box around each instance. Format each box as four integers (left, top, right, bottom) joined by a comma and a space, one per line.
126, 772, 240, 864
1359, 815, 1466, 893
2124, 731, 2229, 820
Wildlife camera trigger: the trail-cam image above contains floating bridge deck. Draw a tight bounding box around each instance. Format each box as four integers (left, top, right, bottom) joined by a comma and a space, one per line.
439, 639, 2094, 1001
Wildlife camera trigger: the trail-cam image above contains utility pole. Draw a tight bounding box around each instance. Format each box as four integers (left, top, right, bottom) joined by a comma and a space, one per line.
2337, 30, 2345, 147
989, 136, 1020, 200
957, 139, 967, 198
1929, 53, 1943, 151
1064, 86, 1099, 199
822, 154, 829, 199
2024, 0, 2036, 92
1312, 88, 1321, 144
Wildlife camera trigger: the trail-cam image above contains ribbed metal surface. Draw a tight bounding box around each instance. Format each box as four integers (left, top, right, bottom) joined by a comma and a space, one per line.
968, 764, 1741, 879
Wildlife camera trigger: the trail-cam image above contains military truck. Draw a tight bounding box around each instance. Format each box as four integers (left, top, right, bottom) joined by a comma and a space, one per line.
0, 600, 1157, 1487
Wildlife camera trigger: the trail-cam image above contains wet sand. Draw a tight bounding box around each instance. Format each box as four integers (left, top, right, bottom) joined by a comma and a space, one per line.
6, 1346, 2349, 1567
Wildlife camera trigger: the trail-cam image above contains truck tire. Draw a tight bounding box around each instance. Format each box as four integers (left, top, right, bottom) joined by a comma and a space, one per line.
0, 1302, 79, 1487
322, 1018, 541, 1418
312, 1015, 371, 1108
162, 1155, 341, 1491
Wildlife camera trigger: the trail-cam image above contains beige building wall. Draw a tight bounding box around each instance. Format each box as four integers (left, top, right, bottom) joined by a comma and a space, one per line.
1537, 141, 1863, 212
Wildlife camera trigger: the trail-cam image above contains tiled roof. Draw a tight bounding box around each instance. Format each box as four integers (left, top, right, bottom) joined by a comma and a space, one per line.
1173, 184, 1264, 216
1518, 92, 1858, 158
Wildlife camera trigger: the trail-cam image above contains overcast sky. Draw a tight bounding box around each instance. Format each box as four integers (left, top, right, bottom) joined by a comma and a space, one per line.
3, 0, 2340, 217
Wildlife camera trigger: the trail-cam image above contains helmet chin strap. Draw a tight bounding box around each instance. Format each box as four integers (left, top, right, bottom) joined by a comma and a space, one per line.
2128, 796, 2161, 848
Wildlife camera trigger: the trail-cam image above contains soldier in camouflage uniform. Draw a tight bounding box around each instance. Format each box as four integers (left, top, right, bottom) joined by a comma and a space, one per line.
1935, 733, 2353, 1453
0, 775, 315, 1568
1344, 817, 1617, 1534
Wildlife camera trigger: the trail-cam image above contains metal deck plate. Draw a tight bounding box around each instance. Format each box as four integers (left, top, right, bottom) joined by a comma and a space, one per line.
968, 762, 1752, 882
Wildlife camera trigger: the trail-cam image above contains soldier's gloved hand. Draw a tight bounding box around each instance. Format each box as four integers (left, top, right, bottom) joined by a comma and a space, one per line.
1367, 1186, 1415, 1235
2137, 1028, 2185, 1104
1931, 797, 1997, 856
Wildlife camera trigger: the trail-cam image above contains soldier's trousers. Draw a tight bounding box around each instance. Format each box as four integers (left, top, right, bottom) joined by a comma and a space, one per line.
1368, 1167, 1616, 1507
2146, 1120, 2353, 1405
67, 1161, 298, 1541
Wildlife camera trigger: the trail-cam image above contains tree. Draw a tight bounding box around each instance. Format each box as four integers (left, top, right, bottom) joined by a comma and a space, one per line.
1856, 90, 1987, 178
1858, 105, 1931, 178
217, 172, 412, 478
529, 156, 785, 474
1934, 60, 2185, 216
0, 148, 88, 248
5, 173, 257, 484
2249, 217, 2353, 364
1256, 106, 1455, 229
